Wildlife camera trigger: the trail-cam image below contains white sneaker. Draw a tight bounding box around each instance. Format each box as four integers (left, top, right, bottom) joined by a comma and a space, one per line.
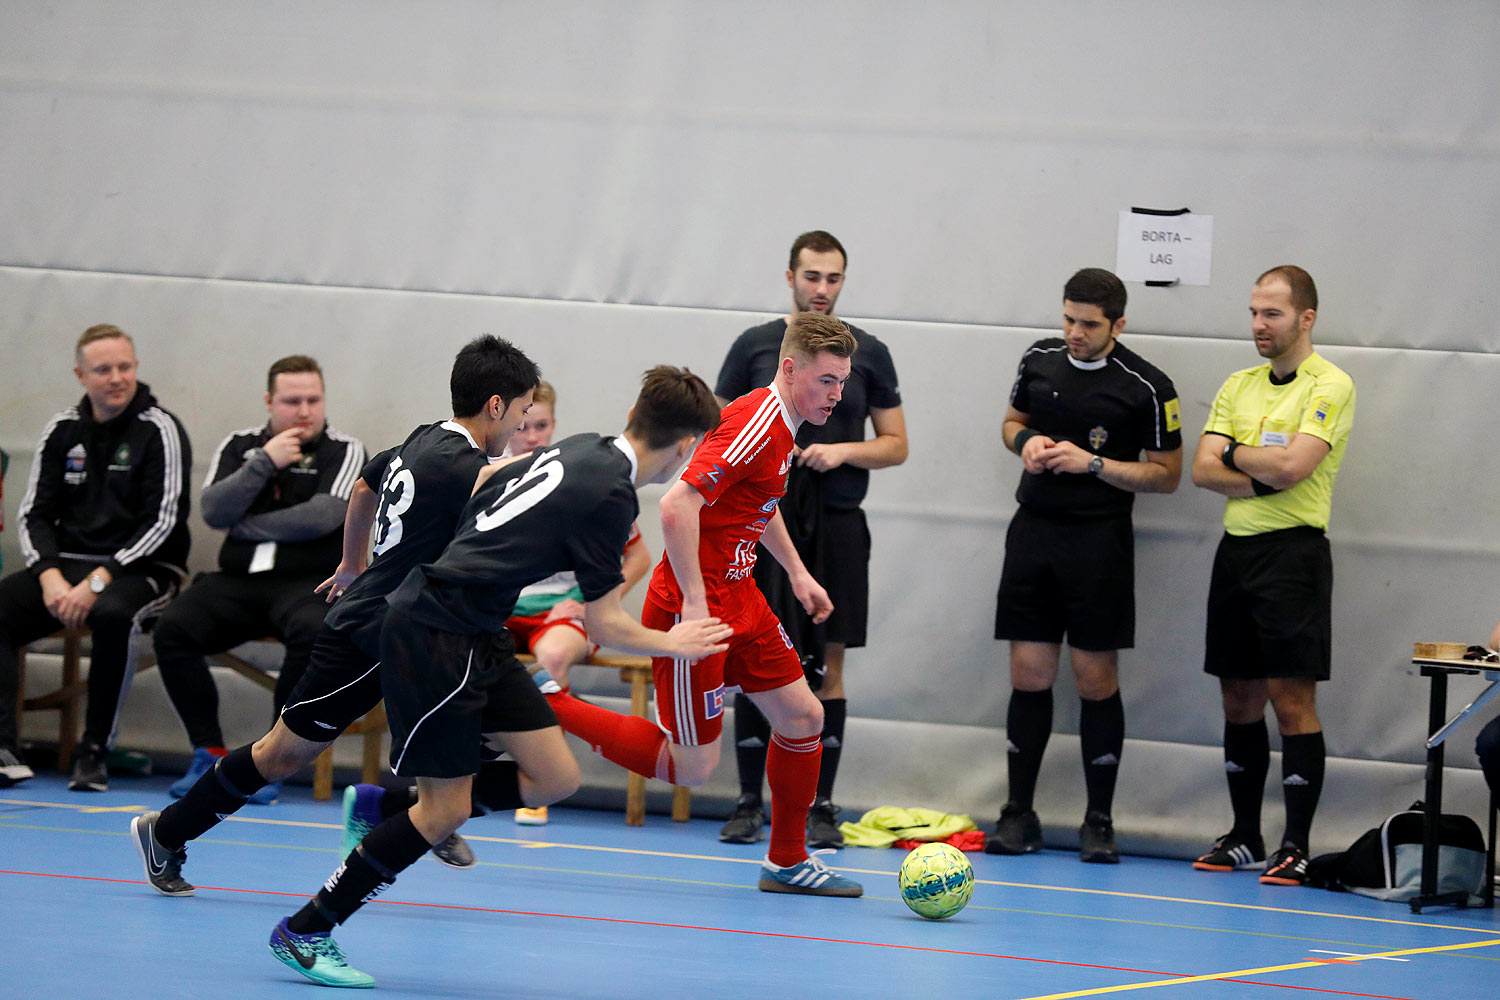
0, 746, 35, 788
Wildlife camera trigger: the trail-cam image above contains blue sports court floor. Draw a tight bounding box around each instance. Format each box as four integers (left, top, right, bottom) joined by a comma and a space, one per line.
3, 772, 1498, 999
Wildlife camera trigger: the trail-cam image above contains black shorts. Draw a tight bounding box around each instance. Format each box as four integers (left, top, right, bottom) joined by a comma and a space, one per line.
278, 625, 382, 742
993, 506, 1135, 652
1204, 526, 1332, 681
380, 610, 556, 779
818, 506, 871, 648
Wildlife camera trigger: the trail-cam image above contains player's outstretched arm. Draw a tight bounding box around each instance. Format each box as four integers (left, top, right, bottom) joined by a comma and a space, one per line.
316, 477, 378, 602
583, 589, 732, 661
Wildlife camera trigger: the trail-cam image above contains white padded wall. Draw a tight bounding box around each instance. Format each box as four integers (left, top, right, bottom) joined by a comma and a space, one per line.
3, 2, 1499, 851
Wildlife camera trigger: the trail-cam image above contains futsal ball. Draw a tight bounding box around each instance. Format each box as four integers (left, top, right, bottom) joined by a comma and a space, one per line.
897, 843, 975, 920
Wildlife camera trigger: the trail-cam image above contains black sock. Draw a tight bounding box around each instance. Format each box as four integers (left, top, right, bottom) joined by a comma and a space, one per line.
288, 812, 432, 934
1279, 731, 1326, 850
472, 760, 523, 814
1079, 691, 1124, 818
379, 784, 419, 821
154, 743, 265, 851
815, 698, 846, 802
1005, 688, 1053, 812
733, 693, 770, 802
1224, 719, 1270, 843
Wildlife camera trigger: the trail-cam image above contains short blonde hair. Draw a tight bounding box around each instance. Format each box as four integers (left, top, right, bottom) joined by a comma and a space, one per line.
75, 324, 133, 366
531, 380, 557, 410
780, 311, 856, 365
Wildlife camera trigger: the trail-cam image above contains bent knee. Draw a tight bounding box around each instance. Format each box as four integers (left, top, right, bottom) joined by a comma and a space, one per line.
669, 747, 719, 787
527, 759, 582, 806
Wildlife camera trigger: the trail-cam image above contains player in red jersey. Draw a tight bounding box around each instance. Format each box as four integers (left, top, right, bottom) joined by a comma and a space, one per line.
546, 312, 864, 895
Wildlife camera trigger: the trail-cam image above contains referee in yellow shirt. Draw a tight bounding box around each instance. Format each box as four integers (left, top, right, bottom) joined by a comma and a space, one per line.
1189, 265, 1355, 887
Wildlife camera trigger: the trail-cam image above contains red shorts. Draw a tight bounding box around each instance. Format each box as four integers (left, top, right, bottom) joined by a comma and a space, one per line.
505, 612, 597, 659
642, 588, 802, 747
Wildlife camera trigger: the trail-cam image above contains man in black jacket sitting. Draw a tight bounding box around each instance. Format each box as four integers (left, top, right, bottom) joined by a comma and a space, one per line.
152, 355, 364, 805
0, 324, 192, 791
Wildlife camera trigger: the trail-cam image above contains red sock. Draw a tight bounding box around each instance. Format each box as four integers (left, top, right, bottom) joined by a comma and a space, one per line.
765, 731, 822, 868
547, 691, 675, 782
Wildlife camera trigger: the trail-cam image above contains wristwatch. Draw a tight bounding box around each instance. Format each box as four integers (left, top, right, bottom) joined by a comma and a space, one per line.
88, 570, 107, 594
1088, 455, 1104, 476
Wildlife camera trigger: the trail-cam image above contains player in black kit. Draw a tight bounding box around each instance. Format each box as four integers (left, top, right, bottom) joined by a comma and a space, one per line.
131, 335, 538, 896
267, 366, 732, 989
988, 268, 1182, 864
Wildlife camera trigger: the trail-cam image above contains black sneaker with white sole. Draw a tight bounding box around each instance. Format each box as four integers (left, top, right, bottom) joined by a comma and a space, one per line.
69, 744, 108, 792
131, 811, 196, 896
806, 799, 845, 849
719, 794, 766, 844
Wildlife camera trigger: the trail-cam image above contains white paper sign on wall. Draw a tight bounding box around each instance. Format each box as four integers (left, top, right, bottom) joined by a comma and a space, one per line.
1115, 209, 1213, 286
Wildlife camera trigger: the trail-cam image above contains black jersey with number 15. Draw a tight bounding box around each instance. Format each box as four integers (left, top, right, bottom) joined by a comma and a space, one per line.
387, 433, 638, 635
323, 421, 490, 653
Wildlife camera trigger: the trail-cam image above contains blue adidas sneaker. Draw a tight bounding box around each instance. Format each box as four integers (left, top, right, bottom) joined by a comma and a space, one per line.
341, 783, 384, 857
269, 917, 374, 988
168, 747, 219, 798
758, 848, 863, 897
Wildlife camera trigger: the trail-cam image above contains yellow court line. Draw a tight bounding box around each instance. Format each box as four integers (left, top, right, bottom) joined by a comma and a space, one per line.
1014, 936, 1500, 1000
2, 796, 1492, 936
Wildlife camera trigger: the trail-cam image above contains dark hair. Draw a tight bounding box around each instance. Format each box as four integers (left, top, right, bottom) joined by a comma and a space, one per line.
1063, 268, 1128, 324
788, 230, 847, 272
450, 335, 541, 417
74, 323, 133, 366
266, 354, 323, 395
625, 366, 720, 449
1256, 265, 1318, 313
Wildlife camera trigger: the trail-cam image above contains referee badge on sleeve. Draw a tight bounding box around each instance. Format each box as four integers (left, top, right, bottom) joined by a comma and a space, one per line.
1164, 397, 1181, 433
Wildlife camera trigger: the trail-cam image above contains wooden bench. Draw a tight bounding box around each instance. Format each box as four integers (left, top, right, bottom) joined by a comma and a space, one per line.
518, 651, 690, 826
19, 632, 686, 822
17, 629, 384, 797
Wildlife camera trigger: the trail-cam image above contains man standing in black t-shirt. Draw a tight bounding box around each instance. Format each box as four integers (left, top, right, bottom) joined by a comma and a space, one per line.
988, 268, 1182, 864
266, 368, 731, 989
131, 335, 535, 896
715, 230, 906, 848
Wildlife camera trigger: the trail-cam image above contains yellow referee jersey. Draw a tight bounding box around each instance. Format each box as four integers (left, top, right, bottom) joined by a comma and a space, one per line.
1202, 352, 1355, 535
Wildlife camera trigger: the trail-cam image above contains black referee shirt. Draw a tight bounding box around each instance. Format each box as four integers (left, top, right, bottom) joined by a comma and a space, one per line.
1009, 338, 1181, 519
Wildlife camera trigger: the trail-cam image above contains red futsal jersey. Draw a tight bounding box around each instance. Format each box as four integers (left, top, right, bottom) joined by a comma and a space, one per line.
648, 385, 795, 613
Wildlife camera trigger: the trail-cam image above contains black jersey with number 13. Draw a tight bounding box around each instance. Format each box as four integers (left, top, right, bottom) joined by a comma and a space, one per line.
323, 420, 490, 653
387, 433, 638, 635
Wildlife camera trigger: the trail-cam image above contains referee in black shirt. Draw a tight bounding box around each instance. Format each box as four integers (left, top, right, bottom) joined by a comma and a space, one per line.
988, 268, 1182, 863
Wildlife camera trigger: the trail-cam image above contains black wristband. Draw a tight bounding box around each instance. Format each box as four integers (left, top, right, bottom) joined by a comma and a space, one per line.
1220, 439, 1242, 472
1013, 428, 1039, 455
1250, 477, 1281, 497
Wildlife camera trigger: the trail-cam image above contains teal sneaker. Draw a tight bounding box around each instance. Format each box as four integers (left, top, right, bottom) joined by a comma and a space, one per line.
341, 783, 384, 857
758, 848, 863, 897
269, 918, 374, 988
